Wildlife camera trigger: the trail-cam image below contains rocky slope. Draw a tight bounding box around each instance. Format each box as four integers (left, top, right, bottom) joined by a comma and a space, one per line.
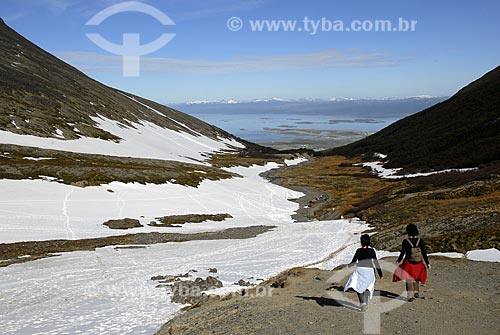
0, 18, 242, 150
0, 18, 288, 189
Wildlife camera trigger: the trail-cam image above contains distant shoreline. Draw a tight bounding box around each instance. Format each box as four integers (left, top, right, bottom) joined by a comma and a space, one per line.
256, 131, 369, 151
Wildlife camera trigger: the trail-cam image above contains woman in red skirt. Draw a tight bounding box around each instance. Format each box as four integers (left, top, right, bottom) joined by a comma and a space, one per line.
392, 223, 431, 301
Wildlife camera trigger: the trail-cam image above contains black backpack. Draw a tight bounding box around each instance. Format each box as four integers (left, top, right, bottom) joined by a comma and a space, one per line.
406, 238, 423, 263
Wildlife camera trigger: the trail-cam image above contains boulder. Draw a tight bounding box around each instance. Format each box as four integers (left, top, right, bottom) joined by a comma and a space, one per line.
103, 218, 142, 230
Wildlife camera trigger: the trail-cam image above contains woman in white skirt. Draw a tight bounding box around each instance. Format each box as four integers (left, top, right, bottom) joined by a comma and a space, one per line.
344, 234, 383, 311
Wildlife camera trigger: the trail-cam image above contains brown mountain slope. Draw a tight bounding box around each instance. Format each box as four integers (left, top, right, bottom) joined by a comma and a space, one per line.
0, 18, 236, 142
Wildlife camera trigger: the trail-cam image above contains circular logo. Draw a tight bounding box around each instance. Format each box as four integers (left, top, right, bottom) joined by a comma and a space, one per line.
325, 259, 408, 334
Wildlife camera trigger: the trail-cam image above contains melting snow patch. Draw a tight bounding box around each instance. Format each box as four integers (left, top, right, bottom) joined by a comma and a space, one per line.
54, 128, 64, 138
427, 249, 500, 262
11, 120, 20, 129
466, 248, 500, 262
359, 161, 477, 179
429, 252, 464, 259
374, 152, 387, 159
0, 115, 244, 164
284, 157, 308, 166
39, 175, 61, 182
22, 157, 55, 161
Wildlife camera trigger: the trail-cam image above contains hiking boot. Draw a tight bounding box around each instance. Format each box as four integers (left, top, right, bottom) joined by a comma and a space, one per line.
414, 293, 420, 299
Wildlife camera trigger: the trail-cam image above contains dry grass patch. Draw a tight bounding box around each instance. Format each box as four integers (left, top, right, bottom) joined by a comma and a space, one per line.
274, 155, 397, 215
274, 155, 500, 252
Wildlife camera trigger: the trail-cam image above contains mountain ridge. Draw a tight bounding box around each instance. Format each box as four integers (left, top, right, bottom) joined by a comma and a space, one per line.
0, 18, 238, 146
322, 65, 500, 170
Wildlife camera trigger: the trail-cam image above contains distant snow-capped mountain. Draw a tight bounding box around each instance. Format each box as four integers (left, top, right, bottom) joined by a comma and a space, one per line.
186, 99, 242, 105
173, 96, 448, 119
185, 97, 290, 105
179, 96, 445, 105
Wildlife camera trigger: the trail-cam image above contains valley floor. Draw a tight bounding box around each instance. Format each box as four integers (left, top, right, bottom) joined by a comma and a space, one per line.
0, 159, 370, 335
1, 155, 499, 335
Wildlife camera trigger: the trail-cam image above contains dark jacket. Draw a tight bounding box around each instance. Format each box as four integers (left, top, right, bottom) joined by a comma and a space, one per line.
349, 247, 383, 278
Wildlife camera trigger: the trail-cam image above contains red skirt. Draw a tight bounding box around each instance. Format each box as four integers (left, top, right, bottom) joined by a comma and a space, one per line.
392, 259, 427, 284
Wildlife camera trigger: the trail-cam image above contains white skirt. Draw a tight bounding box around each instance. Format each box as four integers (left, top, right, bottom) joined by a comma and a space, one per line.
344, 267, 376, 298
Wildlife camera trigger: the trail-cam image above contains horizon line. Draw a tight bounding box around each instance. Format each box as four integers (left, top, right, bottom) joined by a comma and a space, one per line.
166, 95, 448, 105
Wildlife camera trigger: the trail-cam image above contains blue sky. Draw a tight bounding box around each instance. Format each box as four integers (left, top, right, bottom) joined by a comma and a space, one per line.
2, 0, 499, 103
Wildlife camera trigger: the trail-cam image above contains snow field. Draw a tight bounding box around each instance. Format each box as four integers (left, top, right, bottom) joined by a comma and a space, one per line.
0, 162, 297, 243
0, 160, 371, 334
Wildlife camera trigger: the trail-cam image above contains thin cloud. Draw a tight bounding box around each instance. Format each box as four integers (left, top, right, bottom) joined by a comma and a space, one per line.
173, 0, 265, 21
5, 0, 131, 15
2, 12, 28, 22
2, 0, 263, 21
59, 49, 405, 75
38, 0, 81, 14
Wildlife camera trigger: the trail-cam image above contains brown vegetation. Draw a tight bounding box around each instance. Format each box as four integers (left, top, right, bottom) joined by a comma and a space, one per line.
150, 214, 233, 227
0, 143, 239, 187
273, 156, 500, 252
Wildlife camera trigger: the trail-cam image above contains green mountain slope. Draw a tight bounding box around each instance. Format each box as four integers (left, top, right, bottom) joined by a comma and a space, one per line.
322, 66, 500, 170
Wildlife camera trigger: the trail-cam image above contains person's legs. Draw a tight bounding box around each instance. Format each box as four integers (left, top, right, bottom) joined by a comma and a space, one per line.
357, 290, 368, 311
405, 280, 414, 300
413, 281, 420, 298
363, 290, 370, 304
357, 290, 369, 311
357, 292, 364, 304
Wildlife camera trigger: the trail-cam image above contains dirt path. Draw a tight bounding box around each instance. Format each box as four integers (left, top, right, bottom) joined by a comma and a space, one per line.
156, 257, 499, 335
